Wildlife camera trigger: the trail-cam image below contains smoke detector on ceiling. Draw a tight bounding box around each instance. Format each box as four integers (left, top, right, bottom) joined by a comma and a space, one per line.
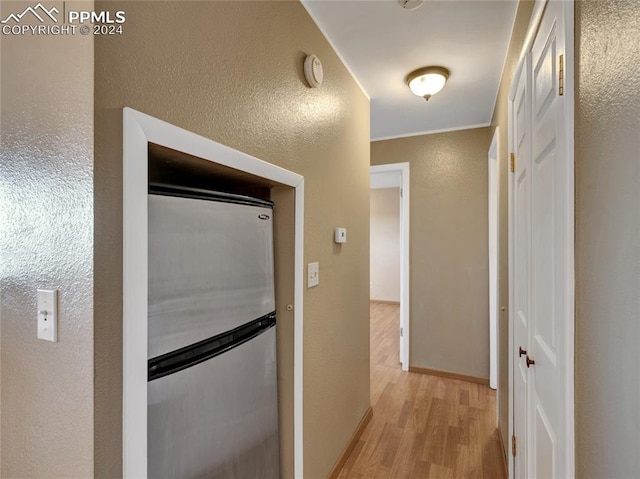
397, 0, 424, 10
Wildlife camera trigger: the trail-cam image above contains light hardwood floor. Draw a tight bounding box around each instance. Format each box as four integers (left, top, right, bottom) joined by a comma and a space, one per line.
337, 303, 507, 478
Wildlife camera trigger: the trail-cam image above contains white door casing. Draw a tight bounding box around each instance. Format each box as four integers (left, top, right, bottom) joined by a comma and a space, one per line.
488, 128, 500, 394
509, 1, 575, 478
370, 163, 410, 372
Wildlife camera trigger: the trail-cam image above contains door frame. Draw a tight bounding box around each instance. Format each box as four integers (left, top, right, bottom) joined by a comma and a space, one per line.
370, 163, 410, 371
122, 108, 305, 478
488, 127, 500, 394
507, 0, 575, 477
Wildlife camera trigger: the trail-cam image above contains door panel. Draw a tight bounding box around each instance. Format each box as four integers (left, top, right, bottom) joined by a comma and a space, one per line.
512, 55, 531, 479
533, 147, 558, 359
148, 193, 275, 358
533, 30, 556, 120
148, 327, 280, 479
529, 1, 568, 477
534, 402, 555, 479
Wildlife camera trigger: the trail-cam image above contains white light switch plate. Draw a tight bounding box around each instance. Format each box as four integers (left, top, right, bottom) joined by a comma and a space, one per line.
37, 289, 58, 342
307, 262, 319, 288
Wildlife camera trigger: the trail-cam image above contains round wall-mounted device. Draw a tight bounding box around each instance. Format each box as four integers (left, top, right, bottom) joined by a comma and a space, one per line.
304, 54, 323, 88
397, 0, 424, 10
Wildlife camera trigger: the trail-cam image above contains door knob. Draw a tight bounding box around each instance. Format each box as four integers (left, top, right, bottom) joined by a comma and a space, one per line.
519, 346, 527, 357
526, 355, 535, 368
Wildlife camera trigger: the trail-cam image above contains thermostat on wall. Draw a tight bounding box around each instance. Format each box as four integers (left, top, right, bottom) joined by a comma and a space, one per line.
334, 227, 347, 244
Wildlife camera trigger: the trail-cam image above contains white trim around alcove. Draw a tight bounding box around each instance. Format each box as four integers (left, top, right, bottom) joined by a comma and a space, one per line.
122, 107, 305, 478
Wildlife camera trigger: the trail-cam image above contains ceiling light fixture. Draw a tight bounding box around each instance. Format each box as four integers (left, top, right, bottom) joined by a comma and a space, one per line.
406, 66, 450, 101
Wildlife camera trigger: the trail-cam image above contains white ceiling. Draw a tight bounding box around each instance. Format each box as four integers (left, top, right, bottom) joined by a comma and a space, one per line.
301, 0, 518, 140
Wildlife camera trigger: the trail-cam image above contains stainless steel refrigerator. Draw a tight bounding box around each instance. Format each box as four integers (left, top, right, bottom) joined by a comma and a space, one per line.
147, 184, 280, 479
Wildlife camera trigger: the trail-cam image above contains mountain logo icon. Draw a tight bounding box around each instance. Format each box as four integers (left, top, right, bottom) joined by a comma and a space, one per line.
1, 3, 59, 24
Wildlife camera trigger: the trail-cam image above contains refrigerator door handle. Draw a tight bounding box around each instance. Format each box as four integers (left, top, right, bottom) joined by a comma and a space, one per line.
148, 311, 276, 382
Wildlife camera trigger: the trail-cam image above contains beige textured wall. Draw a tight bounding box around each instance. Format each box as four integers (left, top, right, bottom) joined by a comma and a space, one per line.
371, 128, 492, 379
94, 2, 370, 478
0, 1, 95, 476
370, 188, 401, 302
575, 1, 640, 476
488, 0, 534, 454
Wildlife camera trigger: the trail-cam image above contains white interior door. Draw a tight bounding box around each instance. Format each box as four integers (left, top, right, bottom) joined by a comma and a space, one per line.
512, 54, 531, 479
511, 2, 573, 477
528, 2, 569, 477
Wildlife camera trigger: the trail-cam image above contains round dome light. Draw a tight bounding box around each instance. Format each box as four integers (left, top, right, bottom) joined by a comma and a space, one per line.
406, 66, 450, 101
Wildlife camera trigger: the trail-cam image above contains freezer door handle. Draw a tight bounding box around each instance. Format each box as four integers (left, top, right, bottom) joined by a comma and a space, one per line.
149, 183, 274, 209
148, 311, 276, 381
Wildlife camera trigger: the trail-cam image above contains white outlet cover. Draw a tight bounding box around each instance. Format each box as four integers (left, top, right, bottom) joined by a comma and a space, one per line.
307, 262, 319, 288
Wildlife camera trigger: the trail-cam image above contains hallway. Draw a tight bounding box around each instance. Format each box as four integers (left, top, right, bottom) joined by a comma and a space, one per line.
337, 303, 506, 478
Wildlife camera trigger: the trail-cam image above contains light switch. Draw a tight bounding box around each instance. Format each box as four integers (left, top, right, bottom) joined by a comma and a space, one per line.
334, 227, 347, 244
307, 262, 319, 288
37, 289, 58, 342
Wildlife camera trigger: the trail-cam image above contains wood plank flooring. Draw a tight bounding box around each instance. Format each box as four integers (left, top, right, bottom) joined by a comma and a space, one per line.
337, 303, 507, 478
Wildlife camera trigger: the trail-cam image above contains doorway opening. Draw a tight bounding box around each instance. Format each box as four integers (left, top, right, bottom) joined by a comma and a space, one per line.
369, 163, 410, 371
